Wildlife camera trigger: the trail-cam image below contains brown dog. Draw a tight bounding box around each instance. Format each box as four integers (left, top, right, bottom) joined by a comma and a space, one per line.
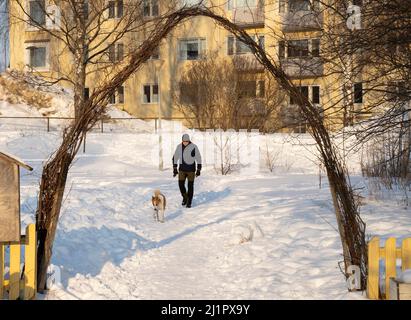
151, 189, 166, 223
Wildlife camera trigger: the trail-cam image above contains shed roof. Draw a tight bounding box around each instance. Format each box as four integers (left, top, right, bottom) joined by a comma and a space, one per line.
0, 151, 33, 171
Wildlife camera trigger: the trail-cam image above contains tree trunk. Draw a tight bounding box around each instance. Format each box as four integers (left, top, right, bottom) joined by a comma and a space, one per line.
36, 151, 72, 292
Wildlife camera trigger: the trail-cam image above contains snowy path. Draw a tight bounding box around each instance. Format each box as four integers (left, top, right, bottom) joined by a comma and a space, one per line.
37, 160, 352, 300
1, 131, 409, 300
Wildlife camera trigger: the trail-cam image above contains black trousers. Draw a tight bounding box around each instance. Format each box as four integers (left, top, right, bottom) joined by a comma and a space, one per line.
178, 171, 195, 203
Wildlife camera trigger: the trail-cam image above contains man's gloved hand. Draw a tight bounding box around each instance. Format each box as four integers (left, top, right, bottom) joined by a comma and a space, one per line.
196, 170, 201, 177
173, 168, 178, 177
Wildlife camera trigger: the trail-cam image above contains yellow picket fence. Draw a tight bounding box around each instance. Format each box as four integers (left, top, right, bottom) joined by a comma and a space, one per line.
367, 237, 411, 299
0, 224, 37, 300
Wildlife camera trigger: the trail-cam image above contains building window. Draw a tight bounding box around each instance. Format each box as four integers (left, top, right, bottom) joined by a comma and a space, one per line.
179, 38, 206, 60
150, 47, 160, 60
279, 40, 285, 58
289, 0, 311, 12
354, 82, 363, 104
26, 44, 48, 69
280, 39, 320, 58
143, 84, 159, 103
257, 80, 265, 98
108, 1, 123, 19
227, 35, 265, 55
312, 86, 320, 104
238, 81, 257, 99
144, 0, 159, 17
290, 86, 320, 105
108, 43, 124, 62
118, 86, 124, 104
84, 88, 90, 100
228, 0, 259, 10
29, 0, 46, 26
288, 40, 309, 58
387, 81, 409, 102
109, 86, 125, 104
311, 39, 320, 56
182, 0, 206, 7
238, 79, 265, 99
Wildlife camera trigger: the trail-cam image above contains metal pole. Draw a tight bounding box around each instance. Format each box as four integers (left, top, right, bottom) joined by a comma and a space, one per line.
156, 60, 165, 171
158, 85, 163, 171
83, 135, 86, 153
47, 117, 50, 132
101, 118, 104, 133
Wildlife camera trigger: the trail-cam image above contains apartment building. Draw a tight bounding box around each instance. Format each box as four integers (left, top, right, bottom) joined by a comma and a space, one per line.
7, 0, 371, 131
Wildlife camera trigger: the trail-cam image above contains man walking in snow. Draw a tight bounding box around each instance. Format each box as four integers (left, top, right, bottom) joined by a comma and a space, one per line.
173, 134, 202, 208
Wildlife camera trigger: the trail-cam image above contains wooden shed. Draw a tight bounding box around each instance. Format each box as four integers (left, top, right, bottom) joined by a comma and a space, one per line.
0, 151, 33, 243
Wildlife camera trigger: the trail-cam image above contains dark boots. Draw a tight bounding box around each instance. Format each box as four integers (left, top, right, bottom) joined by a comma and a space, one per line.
182, 193, 188, 206
178, 171, 195, 208
186, 181, 194, 208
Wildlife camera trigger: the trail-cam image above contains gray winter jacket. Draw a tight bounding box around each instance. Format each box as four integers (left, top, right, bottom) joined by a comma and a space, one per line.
173, 142, 202, 172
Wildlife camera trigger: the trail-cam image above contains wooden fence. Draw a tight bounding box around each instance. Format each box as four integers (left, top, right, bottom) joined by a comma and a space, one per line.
367, 237, 411, 299
0, 224, 37, 300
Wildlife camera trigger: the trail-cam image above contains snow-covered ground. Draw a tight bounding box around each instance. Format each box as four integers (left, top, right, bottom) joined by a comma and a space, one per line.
1, 76, 410, 300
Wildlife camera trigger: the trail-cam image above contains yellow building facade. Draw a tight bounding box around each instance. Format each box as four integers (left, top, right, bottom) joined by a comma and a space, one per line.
8, 0, 372, 132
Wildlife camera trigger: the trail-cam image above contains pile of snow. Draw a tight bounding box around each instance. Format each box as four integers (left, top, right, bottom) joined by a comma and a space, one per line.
1, 77, 410, 300
229, 222, 264, 245
0, 70, 74, 117
0, 70, 184, 133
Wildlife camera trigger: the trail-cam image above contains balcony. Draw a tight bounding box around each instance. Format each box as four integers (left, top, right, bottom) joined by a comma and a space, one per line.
280, 57, 323, 78
232, 54, 264, 72
233, 6, 265, 28
280, 10, 323, 32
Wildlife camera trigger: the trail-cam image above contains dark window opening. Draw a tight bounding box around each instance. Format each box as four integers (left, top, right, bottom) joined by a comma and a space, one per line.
354, 82, 363, 104
312, 86, 320, 104
29, 0, 46, 26
118, 86, 124, 104
288, 40, 309, 58
84, 88, 90, 100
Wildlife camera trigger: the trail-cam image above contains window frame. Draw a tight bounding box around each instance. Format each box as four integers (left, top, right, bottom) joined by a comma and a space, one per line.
26, 0, 47, 30
279, 38, 321, 59
289, 85, 321, 105
142, 84, 160, 104
227, 34, 265, 55
178, 38, 207, 61
143, 0, 159, 17
108, 43, 124, 62
107, 0, 124, 19
108, 86, 125, 104
25, 42, 50, 71
354, 82, 363, 104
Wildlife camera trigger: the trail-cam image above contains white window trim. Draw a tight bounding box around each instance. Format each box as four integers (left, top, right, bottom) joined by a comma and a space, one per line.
228, 0, 259, 10
107, 86, 125, 105
311, 85, 321, 106
280, 0, 321, 14
227, 34, 264, 55
26, 0, 47, 31
105, 0, 123, 20
178, 38, 207, 61
142, 83, 160, 104
290, 85, 321, 106
353, 82, 364, 105
181, 0, 206, 8
143, 0, 159, 18
24, 41, 50, 72
117, 86, 125, 105
280, 38, 320, 59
